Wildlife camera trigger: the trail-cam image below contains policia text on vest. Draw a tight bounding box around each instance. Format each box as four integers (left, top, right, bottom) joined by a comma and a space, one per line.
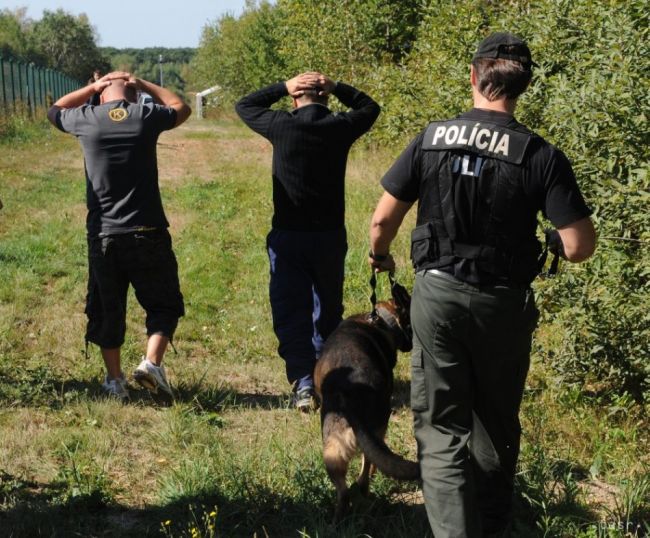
424, 119, 531, 164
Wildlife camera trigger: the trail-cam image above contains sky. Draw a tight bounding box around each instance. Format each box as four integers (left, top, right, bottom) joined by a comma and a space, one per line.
2, 0, 249, 48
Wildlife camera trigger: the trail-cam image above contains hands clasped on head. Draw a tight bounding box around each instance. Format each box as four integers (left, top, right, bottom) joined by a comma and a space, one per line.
285, 72, 336, 98
91, 71, 143, 94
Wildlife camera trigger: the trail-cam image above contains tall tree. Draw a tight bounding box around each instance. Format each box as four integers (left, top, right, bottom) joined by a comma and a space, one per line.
29, 9, 109, 81
190, 1, 284, 100
0, 8, 36, 61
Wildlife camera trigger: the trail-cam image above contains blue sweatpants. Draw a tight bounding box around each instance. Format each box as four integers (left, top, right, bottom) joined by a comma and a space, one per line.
266, 227, 347, 386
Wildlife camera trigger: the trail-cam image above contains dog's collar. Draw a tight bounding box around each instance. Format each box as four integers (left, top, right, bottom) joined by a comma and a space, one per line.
374, 305, 396, 330
376, 306, 404, 340
373, 305, 412, 350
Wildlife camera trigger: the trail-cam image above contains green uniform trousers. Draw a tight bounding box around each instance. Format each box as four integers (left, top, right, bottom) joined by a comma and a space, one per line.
410, 271, 539, 538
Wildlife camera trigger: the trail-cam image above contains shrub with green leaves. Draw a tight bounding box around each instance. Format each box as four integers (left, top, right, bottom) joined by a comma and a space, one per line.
506, 0, 649, 402
190, 1, 285, 103
190, 0, 649, 402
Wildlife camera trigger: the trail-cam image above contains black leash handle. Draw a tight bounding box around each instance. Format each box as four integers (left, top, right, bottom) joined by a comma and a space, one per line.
369, 271, 378, 320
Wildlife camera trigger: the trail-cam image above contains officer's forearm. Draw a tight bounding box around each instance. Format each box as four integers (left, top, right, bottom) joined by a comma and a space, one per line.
556, 217, 596, 262
370, 224, 396, 258
370, 192, 413, 256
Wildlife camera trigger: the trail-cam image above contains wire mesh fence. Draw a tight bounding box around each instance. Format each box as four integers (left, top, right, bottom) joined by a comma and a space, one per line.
0, 56, 82, 114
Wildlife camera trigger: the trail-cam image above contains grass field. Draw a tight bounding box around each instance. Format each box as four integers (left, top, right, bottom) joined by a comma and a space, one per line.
0, 115, 648, 537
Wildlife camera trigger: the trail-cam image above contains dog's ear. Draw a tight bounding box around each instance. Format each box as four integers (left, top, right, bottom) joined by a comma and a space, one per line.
391, 281, 411, 313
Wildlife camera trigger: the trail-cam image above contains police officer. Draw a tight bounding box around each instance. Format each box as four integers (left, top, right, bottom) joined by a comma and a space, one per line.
368, 33, 595, 537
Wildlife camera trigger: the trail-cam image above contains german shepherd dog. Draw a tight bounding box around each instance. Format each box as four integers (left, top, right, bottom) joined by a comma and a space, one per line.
314, 277, 420, 523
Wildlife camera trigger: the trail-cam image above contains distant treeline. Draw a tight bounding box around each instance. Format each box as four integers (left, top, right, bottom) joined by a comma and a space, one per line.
102, 47, 195, 98
190, 0, 649, 402
0, 8, 195, 99
0, 7, 110, 82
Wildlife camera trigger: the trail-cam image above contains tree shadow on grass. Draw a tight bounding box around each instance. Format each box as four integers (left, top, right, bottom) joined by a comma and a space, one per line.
0, 371, 176, 409
174, 379, 289, 412
0, 370, 106, 409
511, 458, 617, 538
0, 366, 289, 413
3, 467, 641, 538
0, 470, 431, 538
0, 359, 405, 414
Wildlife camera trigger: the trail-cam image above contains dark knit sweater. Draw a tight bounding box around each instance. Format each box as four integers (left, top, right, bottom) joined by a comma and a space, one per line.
235, 82, 380, 231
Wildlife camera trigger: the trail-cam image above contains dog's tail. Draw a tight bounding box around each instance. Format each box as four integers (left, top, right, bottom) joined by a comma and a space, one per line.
347, 414, 420, 481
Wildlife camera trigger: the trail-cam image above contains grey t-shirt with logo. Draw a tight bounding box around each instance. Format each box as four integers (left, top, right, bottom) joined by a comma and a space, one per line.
49, 100, 177, 236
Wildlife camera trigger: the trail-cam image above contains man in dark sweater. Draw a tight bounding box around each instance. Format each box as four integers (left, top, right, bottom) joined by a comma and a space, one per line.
236, 72, 380, 411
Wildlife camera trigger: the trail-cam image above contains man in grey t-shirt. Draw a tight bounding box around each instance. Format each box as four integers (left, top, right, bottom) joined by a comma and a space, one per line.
48, 71, 191, 401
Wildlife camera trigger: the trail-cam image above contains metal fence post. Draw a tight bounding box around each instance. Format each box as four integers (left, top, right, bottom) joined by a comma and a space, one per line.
47, 69, 53, 106
42, 68, 47, 107
34, 66, 43, 106
27, 63, 34, 116
0, 57, 6, 110
17, 62, 24, 108
8, 59, 15, 112
38, 67, 45, 106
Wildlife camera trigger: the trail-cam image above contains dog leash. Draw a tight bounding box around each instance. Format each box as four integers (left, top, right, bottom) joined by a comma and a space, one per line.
369, 271, 378, 321
369, 270, 414, 349
369, 270, 397, 321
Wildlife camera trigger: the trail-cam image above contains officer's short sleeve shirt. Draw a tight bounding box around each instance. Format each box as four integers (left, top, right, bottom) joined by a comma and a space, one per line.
381, 109, 592, 229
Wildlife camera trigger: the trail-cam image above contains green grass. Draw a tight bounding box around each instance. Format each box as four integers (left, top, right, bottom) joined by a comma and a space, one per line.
0, 108, 52, 145
0, 116, 647, 537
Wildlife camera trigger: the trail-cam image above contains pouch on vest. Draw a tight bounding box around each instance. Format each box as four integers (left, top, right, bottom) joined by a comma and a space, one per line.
410, 223, 437, 268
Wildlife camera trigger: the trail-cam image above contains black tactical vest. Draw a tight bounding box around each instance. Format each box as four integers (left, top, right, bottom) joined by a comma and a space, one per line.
411, 118, 543, 284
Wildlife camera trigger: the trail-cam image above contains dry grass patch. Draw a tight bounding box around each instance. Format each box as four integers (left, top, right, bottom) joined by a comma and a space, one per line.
157, 119, 273, 187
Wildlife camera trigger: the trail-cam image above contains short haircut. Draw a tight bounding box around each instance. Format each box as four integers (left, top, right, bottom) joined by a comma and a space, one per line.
472, 51, 532, 101
101, 79, 138, 103
297, 88, 328, 106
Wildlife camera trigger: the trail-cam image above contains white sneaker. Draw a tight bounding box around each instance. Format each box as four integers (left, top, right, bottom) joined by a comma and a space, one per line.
133, 357, 173, 399
102, 374, 130, 401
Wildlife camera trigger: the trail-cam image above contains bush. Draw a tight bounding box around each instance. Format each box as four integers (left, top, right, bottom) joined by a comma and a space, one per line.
190, 0, 650, 401
190, 1, 285, 103
508, 0, 649, 402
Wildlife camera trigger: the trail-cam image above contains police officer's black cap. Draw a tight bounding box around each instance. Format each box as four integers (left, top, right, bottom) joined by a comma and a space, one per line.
473, 32, 538, 68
